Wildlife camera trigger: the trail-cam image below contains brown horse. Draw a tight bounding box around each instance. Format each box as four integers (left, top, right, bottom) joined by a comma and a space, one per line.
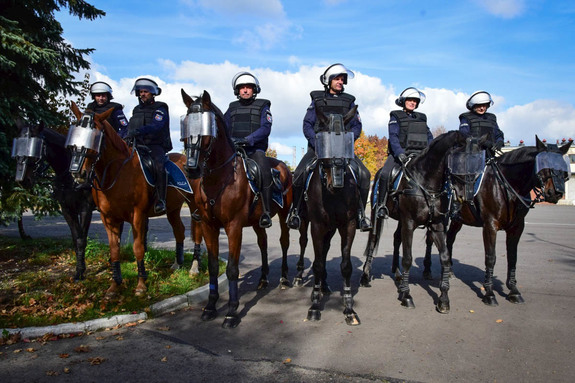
68, 102, 202, 296
180, 90, 292, 328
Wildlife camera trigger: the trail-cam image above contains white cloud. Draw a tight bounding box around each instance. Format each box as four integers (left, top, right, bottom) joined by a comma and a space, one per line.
474, 0, 526, 19
84, 61, 575, 162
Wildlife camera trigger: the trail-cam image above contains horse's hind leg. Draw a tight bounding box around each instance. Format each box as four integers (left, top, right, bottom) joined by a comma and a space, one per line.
432, 226, 451, 314
341, 226, 360, 326
398, 223, 415, 308
423, 228, 434, 280
482, 225, 499, 306
293, 218, 308, 287
505, 223, 525, 304
392, 222, 402, 281
166, 209, 186, 271
252, 226, 270, 290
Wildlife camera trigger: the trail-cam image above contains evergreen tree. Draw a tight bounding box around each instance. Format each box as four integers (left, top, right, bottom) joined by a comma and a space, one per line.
0, 0, 104, 226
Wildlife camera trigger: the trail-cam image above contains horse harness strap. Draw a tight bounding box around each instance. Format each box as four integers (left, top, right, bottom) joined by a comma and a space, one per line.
91, 146, 135, 192
489, 159, 535, 209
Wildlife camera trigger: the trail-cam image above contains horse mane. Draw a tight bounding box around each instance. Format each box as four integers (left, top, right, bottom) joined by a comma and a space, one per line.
413, 130, 463, 162
42, 127, 67, 148
497, 145, 537, 166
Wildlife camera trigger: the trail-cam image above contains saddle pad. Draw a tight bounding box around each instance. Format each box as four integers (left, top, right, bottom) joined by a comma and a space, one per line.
242, 158, 284, 208
136, 151, 192, 193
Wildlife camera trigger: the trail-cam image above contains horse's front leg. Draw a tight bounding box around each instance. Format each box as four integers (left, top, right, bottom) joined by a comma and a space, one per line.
132, 213, 148, 296
166, 208, 186, 270
307, 225, 329, 321
252, 225, 269, 290
340, 224, 360, 326
505, 221, 525, 304
222, 223, 242, 328
201, 224, 220, 322
482, 223, 499, 306
398, 221, 415, 308
60, 206, 87, 282
392, 222, 402, 281
423, 228, 434, 280
432, 224, 451, 314
103, 215, 124, 298
189, 216, 203, 276
278, 213, 291, 289
360, 209, 382, 287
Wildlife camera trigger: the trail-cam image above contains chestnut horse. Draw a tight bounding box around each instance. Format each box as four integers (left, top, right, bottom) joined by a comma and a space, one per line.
304, 107, 366, 325
361, 131, 467, 313
446, 136, 572, 306
180, 90, 292, 328
12, 121, 95, 281
68, 102, 202, 296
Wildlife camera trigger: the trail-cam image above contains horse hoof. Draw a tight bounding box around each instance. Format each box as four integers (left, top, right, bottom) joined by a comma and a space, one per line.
170, 262, 181, 271
257, 279, 269, 290
222, 315, 240, 329
201, 308, 218, 321
401, 296, 415, 309
321, 285, 332, 295
423, 271, 433, 281
135, 288, 146, 297
307, 309, 321, 321
293, 277, 303, 287
507, 294, 525, 304
345, 313, 361, 326
279, 277, 291, 290
482, 295, 499, 306
189, 260, 200, 276
360, 274, 372, 288
436, 302, 450, 314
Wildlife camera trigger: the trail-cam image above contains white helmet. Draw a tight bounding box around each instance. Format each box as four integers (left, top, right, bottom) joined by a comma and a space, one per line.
131, 77, 162, 96
320, 63, 355, 86
90, 81, 113, 100
232, 72, 261, 96
395, 87, 426, 108
466, 90, 493, 110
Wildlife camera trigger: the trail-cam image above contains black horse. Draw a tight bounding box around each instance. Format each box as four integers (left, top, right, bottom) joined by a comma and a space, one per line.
361, 130, 467, 313
446, 136, 572, 306
12, 121, 95, 281
304, 107, 366, 325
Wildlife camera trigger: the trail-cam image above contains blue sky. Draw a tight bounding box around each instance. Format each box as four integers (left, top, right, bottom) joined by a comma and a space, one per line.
58, 0, 575, 165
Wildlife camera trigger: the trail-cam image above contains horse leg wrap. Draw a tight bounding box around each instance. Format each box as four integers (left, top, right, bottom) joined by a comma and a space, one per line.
398, 271, 410, 293
440, 267, 451, 293
484, 267, 494, 293
111, 261, 123, 285
342, 286, 353, 308
137, 260, 147, 281
193, 244, 201, 262
75, 251, 87, 281
176, 242, 184, 265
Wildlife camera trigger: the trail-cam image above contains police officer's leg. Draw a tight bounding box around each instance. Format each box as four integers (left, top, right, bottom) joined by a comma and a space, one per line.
287, 148, 315, 229
354, 157, 372, 232
150, 145, 167, 214
377, 157, 397, 218
251, 150, 273, 228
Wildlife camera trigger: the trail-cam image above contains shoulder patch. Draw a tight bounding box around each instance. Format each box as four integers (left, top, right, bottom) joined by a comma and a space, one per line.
154, 112, 164, 122
266, 111, 273, 123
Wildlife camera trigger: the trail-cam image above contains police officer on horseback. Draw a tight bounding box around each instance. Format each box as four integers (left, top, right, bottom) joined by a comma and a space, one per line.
377, 87, 433, 216
224, 72, 273, 228
87, 81, 129, 136
287, 63, 371, 231
126, 78, 172, 215
459, 90, 504, 156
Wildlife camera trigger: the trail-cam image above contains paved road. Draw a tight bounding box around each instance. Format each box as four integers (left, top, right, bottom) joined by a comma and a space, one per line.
1, 205, 574, 382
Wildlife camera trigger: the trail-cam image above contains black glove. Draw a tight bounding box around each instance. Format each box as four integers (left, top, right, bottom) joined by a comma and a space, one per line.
126, 129, 140, 139
483, 140, 493, 150
493, 140, 503, 151
398, 153, 408, 164
232, 137, 249, 146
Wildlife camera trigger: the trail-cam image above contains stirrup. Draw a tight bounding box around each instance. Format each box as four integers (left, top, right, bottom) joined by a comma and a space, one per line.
287, 209, 301, 230
359, 216, 372, 232
154, 200, 166, 214
259, 212, 272, 228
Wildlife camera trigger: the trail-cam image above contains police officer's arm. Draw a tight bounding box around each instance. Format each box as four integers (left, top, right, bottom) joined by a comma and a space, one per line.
223, 108, 234, 137
388, 116, 404, 157
114, 109, 129, 138
427, 124, 434, 144
458, 116, 471, 137
493, 119, 504, 146
302, 103, 317, 149
348, 102, 362, 141
244, 105, 272, 147
135, 106, 168, 135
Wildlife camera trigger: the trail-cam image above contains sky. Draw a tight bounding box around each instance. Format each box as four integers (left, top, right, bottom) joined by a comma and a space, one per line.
57, 0, 575, 165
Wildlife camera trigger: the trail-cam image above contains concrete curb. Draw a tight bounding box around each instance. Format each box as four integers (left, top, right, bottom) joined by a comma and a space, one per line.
2, 272, 228, 340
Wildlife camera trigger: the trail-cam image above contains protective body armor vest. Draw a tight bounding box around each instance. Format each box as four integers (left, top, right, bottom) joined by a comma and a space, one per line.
310, 91, 355, 132
228, 98, 271, 138
87, 101, 123, 132
460, 112, 497, 140
129, 101, 172, 151
391, 110, 429, 154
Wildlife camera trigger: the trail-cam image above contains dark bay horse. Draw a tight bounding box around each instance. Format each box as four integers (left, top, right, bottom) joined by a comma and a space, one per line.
447, 136, 572, 306
361, 131, 467, 313
68, 102, 202, 296
305, 107, 365, 325
12, 121, 94, 281
180, 90, 293, 328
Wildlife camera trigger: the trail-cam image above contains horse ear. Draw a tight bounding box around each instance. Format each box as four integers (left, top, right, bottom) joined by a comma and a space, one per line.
202, 90, 212, 111
535, 135, 546, 151
97, 107, 114, 123
344, 105, 358, 125
181, 88, 193, 108
71, 101, 83, 121
560, 139, 572, 154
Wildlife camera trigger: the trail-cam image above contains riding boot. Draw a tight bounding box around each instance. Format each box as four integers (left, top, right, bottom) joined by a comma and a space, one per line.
450, 200, 462, 221
259, 184, 273, 228
357, 186, 372, 232
287, 184, 302, 229
154, 165, 167, 215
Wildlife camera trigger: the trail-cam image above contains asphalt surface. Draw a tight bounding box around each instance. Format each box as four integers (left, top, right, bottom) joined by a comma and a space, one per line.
1, 204, 574, 383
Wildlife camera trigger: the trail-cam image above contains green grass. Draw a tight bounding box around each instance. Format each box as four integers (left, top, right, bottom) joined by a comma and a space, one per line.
0, 236, 225, 329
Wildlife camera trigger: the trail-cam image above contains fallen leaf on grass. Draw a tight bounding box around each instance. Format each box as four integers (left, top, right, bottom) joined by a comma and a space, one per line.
26, 347, 36, 353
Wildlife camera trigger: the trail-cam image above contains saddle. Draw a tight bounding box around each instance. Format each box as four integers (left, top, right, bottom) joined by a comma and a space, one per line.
135, 146, 192, 193
241, 153, 284, 208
